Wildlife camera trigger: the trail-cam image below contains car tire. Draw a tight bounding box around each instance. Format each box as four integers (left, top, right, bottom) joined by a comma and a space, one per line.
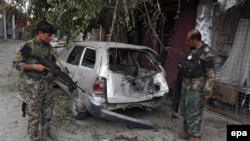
70, 90, 88, 120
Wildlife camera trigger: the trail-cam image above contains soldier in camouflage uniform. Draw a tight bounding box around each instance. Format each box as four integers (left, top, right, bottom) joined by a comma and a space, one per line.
13, 21, 56, 141
177, 29, 216, 141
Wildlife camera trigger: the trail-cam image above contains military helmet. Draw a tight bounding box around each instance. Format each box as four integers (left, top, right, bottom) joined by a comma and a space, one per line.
36, 21, 54, 34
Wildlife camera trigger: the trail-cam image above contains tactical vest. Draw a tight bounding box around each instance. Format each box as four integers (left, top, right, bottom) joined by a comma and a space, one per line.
24, 39, 53, 79
179, 44, 208, 78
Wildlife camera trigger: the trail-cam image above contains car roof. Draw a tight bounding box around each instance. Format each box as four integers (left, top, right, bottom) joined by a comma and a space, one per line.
73, 41, 154, 50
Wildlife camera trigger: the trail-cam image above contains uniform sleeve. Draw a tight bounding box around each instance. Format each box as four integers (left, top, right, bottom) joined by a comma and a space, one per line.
49, 45, 57, 63
13, 47, 26, 71
203, 48, 216, 96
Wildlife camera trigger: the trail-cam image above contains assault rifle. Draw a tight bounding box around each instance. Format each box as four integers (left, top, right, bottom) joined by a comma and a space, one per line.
20, 44, 85, 117
171, 64, 185, 120
20, 44, 85, 93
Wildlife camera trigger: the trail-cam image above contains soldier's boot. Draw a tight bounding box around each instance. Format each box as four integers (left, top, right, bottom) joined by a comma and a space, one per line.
188, 136, 200, 141
177, 131, 190, 139
41, 131, 54, 141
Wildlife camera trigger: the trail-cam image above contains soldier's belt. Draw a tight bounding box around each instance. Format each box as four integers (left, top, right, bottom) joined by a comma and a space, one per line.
25, 74, 48, 80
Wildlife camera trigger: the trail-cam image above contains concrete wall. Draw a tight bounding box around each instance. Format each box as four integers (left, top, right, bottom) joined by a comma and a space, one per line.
0, 10, 6, 40
0, 9, 18, 40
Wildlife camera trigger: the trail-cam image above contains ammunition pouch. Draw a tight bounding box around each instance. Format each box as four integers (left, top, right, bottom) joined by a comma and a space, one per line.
25, 71, 51, 80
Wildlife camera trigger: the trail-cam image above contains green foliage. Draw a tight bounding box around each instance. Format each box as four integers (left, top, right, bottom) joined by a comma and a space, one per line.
10, 0, 166, 49
0, 0, 4, 4
10, 0, 110, 44
47, 0, 108, 44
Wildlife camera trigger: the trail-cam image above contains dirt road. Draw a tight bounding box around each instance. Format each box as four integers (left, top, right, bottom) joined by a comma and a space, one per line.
0, 40, 238, 141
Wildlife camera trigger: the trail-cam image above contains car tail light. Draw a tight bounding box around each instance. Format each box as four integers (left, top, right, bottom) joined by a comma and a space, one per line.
93, 77, 105, 95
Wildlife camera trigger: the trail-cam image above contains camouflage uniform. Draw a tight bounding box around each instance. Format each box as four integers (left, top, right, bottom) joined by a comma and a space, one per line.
13, 39, 55, 141
179, 43, 216, 137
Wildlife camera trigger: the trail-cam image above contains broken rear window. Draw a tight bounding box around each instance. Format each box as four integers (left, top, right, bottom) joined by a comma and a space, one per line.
108, 48, 160, 76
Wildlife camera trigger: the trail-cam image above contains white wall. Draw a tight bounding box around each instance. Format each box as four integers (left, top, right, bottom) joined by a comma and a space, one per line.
195, 1, 214, 46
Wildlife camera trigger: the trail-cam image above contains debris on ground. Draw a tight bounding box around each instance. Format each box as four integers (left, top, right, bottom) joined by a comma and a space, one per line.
115, 131, 138, 141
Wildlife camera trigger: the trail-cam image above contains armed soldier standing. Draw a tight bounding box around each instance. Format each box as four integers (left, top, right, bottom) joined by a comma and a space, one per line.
13, 21, 56, 141
177, 29, 216, 141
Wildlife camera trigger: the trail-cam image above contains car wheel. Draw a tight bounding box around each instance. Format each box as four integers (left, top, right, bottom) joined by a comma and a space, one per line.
70, 90, 88, 120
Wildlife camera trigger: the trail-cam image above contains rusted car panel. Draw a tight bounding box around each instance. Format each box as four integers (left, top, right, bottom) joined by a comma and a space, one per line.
56, 41, 169, 128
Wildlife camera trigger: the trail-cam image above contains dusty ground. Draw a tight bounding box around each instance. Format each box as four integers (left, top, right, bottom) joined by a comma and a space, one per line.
0, 40, 239, 141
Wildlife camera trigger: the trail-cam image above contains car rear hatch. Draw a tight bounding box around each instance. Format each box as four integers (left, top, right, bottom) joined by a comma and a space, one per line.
106, 48, 169, 103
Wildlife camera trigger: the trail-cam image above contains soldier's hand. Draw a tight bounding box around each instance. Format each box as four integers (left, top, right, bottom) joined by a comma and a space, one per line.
34, 64, 49, 72
203, 95, 211, 101
51, 76, 58, 82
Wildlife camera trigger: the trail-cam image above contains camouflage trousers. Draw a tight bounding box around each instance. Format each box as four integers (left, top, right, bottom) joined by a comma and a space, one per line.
180, 77, 206, 137
21, 78, 54, 141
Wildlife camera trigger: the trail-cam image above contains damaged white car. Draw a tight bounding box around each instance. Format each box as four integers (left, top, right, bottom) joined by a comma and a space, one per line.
56, 41, 169, 128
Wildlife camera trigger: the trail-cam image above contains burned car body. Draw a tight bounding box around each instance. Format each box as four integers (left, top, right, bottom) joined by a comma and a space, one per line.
56, 41, 169, 128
